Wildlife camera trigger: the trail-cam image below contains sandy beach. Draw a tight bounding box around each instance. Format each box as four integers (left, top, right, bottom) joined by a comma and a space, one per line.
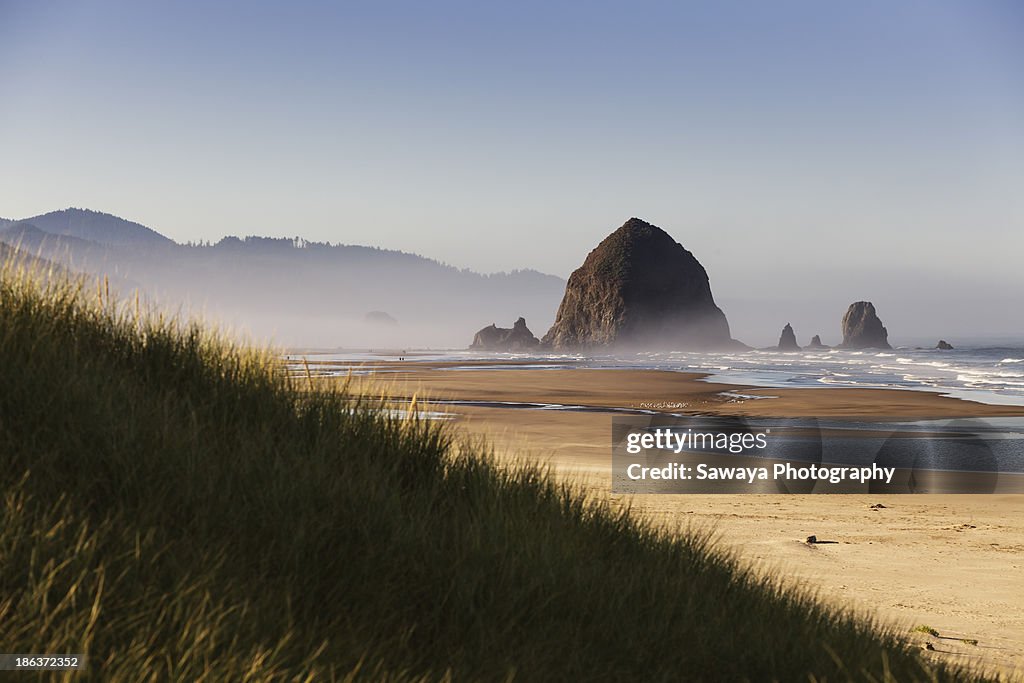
342, 363, 1024, 677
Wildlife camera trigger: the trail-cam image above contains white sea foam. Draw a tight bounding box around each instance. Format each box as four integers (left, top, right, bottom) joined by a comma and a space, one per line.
290, 344, 1024, 406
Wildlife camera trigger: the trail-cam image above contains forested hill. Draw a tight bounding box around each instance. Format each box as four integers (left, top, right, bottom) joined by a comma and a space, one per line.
0, 208, 565, 347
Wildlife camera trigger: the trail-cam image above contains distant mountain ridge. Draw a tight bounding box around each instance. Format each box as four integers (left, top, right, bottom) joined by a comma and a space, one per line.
15, 208, 174, 247
204, 233, 553, 281
1, 221, 105, 255
0, 208, 566, 347
2, 209, 553, 278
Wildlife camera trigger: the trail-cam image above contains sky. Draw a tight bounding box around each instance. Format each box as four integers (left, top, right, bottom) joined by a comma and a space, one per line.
0, 1, 1021, 340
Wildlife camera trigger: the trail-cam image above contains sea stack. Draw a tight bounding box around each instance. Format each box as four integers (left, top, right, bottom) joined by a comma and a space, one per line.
364, 310, 398, 326
543, 218, 736, 350
806, 335, 828, 350
935, 340, 954, 350
840, 302, 891, 349
470, 317, 540, 351
777, 323, 800, 351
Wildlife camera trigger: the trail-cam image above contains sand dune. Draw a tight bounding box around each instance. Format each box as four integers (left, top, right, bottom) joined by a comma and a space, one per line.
348, 364, 1024, 677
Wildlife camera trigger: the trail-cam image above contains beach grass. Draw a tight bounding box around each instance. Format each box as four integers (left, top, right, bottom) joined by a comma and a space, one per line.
0, 260, 992, 681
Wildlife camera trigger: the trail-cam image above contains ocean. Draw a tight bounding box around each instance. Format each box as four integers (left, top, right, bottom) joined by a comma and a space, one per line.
291, 345, 1024, 407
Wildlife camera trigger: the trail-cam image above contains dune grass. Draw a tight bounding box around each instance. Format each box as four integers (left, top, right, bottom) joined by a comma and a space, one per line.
0, 262, 989, 682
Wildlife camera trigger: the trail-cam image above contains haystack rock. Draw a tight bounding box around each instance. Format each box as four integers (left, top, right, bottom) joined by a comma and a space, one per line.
806, 335, 829, 350
542, 218, 738, 350
777, 323, 800, 351
470, 317, 540, 351
935, 340, 954, 350
840, 302, 891, 349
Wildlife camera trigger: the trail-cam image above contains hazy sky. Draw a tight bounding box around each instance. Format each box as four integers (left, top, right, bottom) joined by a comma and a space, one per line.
1, 1, 1022, 292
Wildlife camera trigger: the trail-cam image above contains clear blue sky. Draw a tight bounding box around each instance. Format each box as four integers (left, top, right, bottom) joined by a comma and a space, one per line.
1, 0, 1021, 291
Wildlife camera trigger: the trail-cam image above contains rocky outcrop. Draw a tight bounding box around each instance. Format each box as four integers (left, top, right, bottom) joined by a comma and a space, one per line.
777, 323, 800, 351
806, 335, 829, 350
840, 302, 891, 349
542, 218, 737, 350
935, 340, 954, 350
470, 317, 540, 351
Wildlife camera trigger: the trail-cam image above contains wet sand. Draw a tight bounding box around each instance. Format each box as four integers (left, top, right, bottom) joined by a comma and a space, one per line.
346, 364, 1024, 676
363, 366, 1024, 419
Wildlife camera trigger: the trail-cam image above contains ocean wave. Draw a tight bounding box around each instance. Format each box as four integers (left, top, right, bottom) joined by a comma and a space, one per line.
956, 368, 1024, 379
293, 344, 1024, 406
956, 374, 1024, 387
